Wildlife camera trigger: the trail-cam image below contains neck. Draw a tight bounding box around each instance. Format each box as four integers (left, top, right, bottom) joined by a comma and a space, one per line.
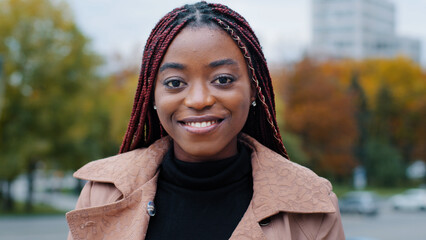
172, 139, 238, 163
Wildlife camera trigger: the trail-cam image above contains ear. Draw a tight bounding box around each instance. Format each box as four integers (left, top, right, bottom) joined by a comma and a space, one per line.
250, 83, 257, 102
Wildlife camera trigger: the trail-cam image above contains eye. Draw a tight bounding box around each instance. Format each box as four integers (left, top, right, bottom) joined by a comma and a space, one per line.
164, 79, 185, 88
213, 75, 235, 85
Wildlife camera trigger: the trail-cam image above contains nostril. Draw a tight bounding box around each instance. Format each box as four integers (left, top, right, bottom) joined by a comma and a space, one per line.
184, 92, 215, 110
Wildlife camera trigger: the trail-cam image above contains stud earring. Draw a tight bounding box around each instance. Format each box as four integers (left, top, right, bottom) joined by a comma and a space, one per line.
251, 101, 256, 107
153, 105, 157, 110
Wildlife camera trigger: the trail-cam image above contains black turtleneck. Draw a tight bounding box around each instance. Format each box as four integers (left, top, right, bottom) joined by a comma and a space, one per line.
145, 143, 253, 240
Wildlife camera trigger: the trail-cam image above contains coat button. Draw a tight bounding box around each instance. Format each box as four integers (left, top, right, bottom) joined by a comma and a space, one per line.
259, 217, 271, 226
147, 201, 156, 216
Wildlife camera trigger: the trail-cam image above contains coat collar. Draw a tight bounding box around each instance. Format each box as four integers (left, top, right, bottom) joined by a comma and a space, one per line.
73, 136, 171, 198
74, 134, 335, 221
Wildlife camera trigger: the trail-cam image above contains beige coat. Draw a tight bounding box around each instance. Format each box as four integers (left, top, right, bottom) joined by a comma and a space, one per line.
66, 134, 345, 240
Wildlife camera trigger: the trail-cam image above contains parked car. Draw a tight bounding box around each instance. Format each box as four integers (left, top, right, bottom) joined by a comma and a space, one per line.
390, 188, 426, 211
339, 191, 379, 216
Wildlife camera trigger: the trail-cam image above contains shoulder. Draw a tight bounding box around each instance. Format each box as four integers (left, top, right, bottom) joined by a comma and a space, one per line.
74, 136, 172, 183
241, 133, 333, 196
239, 134, 345, 239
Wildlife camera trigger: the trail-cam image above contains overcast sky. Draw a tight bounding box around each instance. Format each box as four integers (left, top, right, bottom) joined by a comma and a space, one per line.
65, 0, 426, 67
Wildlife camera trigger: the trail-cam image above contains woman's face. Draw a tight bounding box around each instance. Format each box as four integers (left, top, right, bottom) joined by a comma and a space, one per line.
154, 26, 254, 162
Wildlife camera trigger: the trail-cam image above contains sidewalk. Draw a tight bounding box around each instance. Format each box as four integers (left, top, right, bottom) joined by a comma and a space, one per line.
0, 215, 69, 240
1, 173, 78, 240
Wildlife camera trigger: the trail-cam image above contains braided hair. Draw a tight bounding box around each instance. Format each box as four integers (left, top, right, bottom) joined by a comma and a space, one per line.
119, 1, 288, 158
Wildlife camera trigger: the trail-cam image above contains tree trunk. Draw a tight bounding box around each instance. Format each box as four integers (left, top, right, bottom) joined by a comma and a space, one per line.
25, 161, 36, 212
3, 179, 14, 211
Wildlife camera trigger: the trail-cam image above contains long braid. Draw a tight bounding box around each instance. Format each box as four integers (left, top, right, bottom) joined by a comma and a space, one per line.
120, 10, 188, 152
210, 5, 286, 158
120, 1, 288, 159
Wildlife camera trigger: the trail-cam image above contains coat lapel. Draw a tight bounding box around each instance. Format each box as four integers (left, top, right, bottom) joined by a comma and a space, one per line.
66, 174, 158, 240
72, 137, 171, 198
67, 137, 171, 240
230, 201, 268, 240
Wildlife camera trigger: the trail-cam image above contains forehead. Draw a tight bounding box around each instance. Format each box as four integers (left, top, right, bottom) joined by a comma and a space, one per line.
160, 26, 246, 66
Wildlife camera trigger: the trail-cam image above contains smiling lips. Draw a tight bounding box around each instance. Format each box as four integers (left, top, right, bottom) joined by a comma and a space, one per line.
179, 118, 223, 134
184, 120, 217, 128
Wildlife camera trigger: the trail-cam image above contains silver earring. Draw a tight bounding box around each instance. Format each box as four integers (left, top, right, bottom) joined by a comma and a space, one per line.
251, 101, 256, 107
153, 105, 157, 110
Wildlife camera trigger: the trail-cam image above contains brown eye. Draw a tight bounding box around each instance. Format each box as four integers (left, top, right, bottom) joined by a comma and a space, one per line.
213, 76, 234, 85
165, 79, 185, 88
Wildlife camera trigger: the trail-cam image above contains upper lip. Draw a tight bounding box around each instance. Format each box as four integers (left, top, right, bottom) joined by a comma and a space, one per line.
178, 115, 224, 123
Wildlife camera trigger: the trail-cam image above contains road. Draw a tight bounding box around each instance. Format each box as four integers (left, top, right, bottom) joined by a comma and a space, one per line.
342, 201, 426, 240
0, 215, 68, 240
1, 203, 426, 239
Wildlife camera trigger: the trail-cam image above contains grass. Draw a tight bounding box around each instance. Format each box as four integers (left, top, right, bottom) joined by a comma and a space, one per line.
0, 200, 65, 217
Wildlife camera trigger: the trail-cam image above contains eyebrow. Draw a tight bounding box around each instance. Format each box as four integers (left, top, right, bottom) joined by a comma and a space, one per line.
158, 58, 238, 73
159, 62, 185, 72
209, 58, 238, 68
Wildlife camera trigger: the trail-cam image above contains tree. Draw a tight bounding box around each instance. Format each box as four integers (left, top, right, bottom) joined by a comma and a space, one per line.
272, 57, 425, 185
357, 58, 426, 163
364, 138, 404, 187
280, 58, 358, 179
0, 0, 101, 211
370, 83, 398, 141
364, 84, 405, 186
348, 71, 369, 166
269, 76, 310, 166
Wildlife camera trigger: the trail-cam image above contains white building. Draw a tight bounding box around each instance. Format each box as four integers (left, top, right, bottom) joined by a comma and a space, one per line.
310, 0, 421, 62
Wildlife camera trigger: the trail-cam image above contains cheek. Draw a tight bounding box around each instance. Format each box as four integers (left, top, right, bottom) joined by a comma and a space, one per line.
225, 90, 252, 119
154, 87, 171, 124
154, 98, 173, 122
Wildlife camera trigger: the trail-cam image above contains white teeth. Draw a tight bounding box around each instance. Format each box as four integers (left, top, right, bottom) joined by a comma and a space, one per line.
185, 120, 217, 128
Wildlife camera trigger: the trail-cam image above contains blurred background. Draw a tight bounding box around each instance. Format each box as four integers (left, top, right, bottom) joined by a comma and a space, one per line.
0, 0, 425, 239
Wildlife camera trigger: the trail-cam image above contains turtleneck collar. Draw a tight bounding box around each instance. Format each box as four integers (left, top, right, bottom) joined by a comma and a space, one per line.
159, 143, 252, 191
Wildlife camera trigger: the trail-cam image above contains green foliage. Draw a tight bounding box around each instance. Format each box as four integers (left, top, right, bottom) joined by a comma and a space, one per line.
281, 132, 309, 166
362, 83, 406, 187
0, 0, 102, 169
364, 138, 404, 187
369, 83, 398, 141
348, 72, 369, 166
0, 0, 107, 211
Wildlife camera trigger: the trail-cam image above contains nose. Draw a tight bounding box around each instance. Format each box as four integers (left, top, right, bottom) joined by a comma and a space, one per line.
183, 82, 215, 110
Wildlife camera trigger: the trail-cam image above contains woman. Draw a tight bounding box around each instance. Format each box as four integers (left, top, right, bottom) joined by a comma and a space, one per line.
66, 2, 344, 239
